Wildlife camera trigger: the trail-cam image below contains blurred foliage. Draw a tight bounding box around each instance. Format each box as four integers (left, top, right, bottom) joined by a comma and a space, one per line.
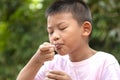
0, 0, 119, 80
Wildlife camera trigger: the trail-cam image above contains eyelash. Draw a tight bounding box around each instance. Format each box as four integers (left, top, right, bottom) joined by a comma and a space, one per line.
59, 26, 67, 30
48, 26, 67, 35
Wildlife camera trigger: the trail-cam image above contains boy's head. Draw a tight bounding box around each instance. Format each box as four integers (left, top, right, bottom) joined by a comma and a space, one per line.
45, 0, 92, 24
46, 0, 92, 55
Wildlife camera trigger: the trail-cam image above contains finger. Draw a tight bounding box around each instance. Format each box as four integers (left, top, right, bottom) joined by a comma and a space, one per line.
40, 48, 55, 59
49, 70, 65, 75
47, 71, 71, 80
45, 77, 55, 80
43, 42, 50, 45
40, 47, 55, 56
46, 72, 62, 80
39, 44, 55, 52
46, 52, 55, 61
42, 52, 55, 61
43, 42, 55, 47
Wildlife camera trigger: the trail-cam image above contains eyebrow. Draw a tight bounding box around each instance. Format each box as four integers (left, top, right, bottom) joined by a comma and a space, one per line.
47, 22, 66, 29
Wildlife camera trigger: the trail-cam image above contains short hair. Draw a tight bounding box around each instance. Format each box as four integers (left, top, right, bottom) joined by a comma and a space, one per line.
45, 0, 92, 24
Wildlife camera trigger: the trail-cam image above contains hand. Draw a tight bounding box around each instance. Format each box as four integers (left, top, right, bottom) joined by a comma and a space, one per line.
36, 42, 55, 63
45, 70, 72, 80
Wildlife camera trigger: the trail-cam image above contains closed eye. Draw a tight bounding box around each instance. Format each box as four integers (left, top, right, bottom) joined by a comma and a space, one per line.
59, 26, 67, 30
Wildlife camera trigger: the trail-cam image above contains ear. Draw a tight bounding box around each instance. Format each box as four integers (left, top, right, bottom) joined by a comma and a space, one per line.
82, 21, 92, 37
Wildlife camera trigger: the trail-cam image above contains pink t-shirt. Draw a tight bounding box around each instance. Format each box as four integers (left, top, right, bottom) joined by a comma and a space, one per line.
35, 51, 120, 80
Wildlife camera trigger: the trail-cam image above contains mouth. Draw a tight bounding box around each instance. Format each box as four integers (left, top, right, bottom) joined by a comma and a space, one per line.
54, 43, 63, 50
54, 43, 68, 55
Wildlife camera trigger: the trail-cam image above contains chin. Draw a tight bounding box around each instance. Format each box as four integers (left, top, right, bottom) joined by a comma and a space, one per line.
56, 50, 68, 56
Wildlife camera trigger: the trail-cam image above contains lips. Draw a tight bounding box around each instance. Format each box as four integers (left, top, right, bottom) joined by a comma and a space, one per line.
55, 43, 63, 49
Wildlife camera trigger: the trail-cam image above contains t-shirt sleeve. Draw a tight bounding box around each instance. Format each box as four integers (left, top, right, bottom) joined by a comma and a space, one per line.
34, 61, 54, 80
34, 65, 46, 80
101, 54, 120, 80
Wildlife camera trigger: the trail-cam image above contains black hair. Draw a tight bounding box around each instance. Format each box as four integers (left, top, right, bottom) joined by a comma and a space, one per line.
45, 0, 92, 24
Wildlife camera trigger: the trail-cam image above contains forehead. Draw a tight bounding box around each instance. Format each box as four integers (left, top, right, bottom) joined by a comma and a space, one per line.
48, 12, 74, 20
47, 12, 75, 26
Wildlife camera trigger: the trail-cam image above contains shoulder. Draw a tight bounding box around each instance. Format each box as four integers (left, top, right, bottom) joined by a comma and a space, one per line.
95, 51, 119, 66
96, 51, 118, 61
97, 52, 120, 79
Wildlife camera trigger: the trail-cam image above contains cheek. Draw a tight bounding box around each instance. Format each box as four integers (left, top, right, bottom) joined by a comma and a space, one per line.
64, 29, 79, 42
62, 35, 74, 49
64, 33, 81, 49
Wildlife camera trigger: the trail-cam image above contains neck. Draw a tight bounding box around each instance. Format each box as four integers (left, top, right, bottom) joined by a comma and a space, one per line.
69, 45, 96, 62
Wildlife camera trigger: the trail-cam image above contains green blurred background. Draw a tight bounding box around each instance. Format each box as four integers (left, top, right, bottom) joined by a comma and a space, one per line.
0, 0, 120, 80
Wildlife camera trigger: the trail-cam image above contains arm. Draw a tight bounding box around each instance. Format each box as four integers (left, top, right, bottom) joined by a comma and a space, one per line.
17, 52, 43, 80
17, 42, 55, 80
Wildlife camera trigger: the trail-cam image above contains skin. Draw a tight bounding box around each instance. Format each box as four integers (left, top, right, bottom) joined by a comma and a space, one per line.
17, 12, 96, 80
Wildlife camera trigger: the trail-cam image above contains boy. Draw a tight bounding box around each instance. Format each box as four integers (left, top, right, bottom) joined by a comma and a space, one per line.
17, 0, 120, 80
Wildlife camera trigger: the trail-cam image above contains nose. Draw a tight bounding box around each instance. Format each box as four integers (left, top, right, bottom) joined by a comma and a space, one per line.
52, 31, 60, 41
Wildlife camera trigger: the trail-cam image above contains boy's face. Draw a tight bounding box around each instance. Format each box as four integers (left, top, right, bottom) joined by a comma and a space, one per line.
47, 12, 86, 55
